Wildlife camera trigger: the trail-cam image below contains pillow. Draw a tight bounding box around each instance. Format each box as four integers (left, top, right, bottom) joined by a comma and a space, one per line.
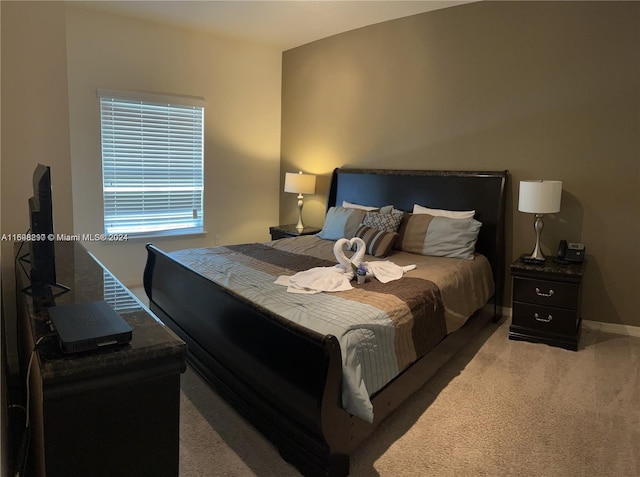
397, 213, 482, 260
316, 207, 366, 240
354, 225, 398, 258
342, 201, 394, 214
362, 210, 403, 233
413, 204, 475, 219
342, 201, 378, 211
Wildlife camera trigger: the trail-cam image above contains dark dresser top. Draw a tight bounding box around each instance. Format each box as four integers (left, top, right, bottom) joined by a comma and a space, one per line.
511, 254, 585, 281
17, 241, 187, 384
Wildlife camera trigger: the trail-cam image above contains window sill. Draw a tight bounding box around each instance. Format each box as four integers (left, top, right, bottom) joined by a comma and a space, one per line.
103, 228, 208, 242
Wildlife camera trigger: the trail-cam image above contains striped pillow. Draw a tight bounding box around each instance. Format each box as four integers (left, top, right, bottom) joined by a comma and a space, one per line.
354, 225, 398, 258
396, 213, 482, 260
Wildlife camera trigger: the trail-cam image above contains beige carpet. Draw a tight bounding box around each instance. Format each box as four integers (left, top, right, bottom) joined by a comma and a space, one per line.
175, 319, 640, 477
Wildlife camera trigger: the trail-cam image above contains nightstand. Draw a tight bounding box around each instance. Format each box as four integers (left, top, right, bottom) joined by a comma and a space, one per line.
509, 255, 585, 351
269, 224, 321, 240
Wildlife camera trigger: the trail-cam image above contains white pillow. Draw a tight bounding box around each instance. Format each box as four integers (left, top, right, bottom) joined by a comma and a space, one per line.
342, 201, 379, 211
413, 204, 475, 219
343, 201, 394, 214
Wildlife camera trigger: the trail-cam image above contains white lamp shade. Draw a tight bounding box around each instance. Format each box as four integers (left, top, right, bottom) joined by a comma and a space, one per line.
518, 180, 562, 214
284, 172, 316, 195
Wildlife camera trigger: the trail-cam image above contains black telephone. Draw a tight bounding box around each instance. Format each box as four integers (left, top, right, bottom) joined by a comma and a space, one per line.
556, 240, 586, 263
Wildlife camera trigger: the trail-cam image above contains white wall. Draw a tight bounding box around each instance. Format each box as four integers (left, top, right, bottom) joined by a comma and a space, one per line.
1, 3, 75, 474
1, 0, 74, 424
65, 6, 283, 285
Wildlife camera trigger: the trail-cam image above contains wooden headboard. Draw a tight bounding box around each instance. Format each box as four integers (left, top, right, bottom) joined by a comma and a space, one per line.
327, 168, 509, 308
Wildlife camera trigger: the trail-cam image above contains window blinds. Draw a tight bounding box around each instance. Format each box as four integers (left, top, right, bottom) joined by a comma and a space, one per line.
99, 90, 204, 235
103, 271, 141, 314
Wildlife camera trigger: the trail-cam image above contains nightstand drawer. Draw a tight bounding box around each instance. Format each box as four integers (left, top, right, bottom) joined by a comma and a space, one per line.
512, 302, 579, 336
512, 277, 579, 309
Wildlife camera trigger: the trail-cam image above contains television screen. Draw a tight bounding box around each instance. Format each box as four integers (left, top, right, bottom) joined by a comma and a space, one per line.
28, 164, 59, 289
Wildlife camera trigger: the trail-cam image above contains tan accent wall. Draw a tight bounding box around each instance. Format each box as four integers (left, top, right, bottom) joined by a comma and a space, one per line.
281, 2, 640, 327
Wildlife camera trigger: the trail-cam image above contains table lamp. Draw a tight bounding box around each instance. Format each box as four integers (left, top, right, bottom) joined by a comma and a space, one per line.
518, 180, 562, 263
284, 171, 316, 232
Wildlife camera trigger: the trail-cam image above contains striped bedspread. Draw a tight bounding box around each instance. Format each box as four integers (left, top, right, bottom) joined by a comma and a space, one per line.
170, 240, 449, 422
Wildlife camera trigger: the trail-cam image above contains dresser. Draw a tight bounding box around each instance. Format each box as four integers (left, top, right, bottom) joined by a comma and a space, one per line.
509, 256, 585, 351
15, 241, 187, 477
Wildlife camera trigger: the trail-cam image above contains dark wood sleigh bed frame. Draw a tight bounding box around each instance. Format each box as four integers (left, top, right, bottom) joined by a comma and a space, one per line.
143, 168, 508, 476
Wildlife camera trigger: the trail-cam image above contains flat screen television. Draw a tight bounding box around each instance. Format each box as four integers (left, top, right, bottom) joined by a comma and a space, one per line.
23, 164, 68, 295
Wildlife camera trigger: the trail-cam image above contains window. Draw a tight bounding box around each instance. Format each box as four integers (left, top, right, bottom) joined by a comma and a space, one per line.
98, 89, 205, 236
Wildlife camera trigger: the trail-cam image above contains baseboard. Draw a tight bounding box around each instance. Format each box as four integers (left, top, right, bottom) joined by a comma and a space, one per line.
499, 305, 640, 338
581, 320, 640, 338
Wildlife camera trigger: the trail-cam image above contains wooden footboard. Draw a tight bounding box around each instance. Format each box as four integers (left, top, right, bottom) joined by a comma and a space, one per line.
144, 244, 350, 476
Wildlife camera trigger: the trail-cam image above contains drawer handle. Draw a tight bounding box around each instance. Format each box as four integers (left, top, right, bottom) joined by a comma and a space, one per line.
534, 312, 553, 323
535, 287, 554, 297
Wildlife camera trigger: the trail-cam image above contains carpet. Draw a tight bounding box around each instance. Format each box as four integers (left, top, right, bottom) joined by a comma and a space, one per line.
175, 319, 639, 476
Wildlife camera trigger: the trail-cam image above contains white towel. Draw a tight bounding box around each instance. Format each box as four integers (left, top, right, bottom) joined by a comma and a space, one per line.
363, 261, 417, 283
275, 261, 416, 293
333, 238, 352, 271
333, 237, 366, 279
274, 265, 353, 294
275, 236, 413, 293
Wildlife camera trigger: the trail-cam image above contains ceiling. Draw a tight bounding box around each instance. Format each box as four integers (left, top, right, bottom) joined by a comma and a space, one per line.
77, 1, 471, 51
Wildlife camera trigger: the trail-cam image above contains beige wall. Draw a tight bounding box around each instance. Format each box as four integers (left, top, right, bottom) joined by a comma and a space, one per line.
1, 1, 74, 238
1, 3, 74, 475
1, 2, 74, 238
1, 3, 282, 287
0, 0, 74, 391
0, 2, 282, 432
65, 6, 282, 285
281, 1, 640, 327
0, 4, 282, 464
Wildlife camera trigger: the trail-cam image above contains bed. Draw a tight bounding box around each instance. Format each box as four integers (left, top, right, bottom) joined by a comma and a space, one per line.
143, 168, 508, 476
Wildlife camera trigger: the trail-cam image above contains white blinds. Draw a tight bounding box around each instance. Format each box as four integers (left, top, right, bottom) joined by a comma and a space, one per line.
103, 271, 141, 314
99, 90, 204, 235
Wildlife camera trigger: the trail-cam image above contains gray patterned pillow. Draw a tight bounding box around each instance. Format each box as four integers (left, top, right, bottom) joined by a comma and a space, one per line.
362, 210, 403, 233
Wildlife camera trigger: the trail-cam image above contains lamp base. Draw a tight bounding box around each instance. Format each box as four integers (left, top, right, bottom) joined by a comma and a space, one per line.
524, 213, 547, 263
295, 195, 305, 232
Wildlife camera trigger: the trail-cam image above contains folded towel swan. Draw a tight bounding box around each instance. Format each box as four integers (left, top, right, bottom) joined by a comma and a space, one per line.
274, 236, 415, 294
333, 237, 366, 279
